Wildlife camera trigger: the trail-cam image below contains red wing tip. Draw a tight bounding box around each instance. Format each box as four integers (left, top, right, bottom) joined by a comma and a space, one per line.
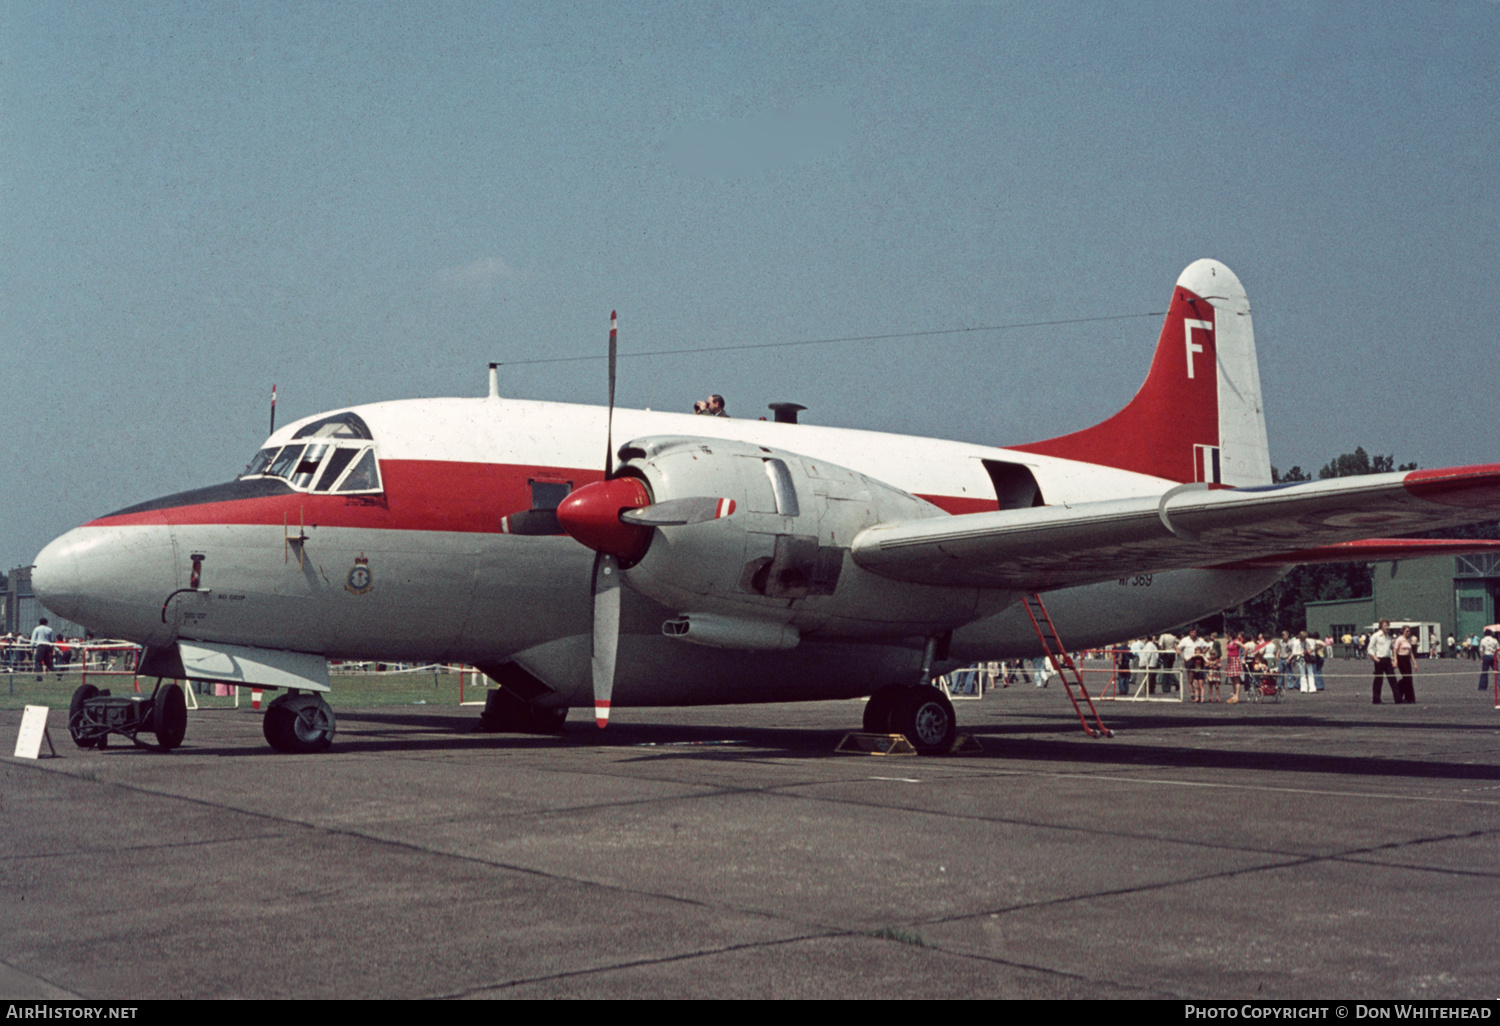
1404, 463, 1500, 482
1212, 538, 1500, 568
1403, 464, 1500, 508
610, 310, 617, 320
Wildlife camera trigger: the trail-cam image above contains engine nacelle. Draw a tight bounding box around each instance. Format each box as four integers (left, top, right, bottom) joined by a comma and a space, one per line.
602, 436, 1003, 643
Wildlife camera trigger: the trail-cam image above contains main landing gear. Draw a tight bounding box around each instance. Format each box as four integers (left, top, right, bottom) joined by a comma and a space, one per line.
262, 691, 337, 754
474, 662, 570, 735
863, 683, 957, 754
860, 632, 959, 754
478, 687, 569, 734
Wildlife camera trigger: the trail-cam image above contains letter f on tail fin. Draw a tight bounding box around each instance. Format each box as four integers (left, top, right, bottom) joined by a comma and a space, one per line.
1013, 259, 1271, 487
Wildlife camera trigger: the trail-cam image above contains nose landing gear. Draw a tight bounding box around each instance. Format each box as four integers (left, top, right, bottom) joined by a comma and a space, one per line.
67, 681, 188, 751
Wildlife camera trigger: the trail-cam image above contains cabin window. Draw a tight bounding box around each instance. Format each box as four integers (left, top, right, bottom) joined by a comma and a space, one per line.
499, 479, 574, 535
530, 480, 572, 511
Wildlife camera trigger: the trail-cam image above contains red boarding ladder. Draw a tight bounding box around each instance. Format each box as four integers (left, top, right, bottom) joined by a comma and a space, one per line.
1020, 592, 1113, 739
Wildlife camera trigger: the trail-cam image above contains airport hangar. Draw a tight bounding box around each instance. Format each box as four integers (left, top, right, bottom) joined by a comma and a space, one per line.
1305, 552, 1500, 652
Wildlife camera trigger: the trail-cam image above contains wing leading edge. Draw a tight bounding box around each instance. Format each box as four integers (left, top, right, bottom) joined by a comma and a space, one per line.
849, 465, 1500, 591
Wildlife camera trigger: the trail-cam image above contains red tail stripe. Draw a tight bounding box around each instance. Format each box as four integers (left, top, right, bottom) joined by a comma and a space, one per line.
1011, 286, 1220, 483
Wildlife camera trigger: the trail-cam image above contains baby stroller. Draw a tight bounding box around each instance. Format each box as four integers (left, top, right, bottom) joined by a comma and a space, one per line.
1246, 654, 1280, 703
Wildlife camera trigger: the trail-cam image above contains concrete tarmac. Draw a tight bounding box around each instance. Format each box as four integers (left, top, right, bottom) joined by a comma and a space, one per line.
3, 658, 1498, 999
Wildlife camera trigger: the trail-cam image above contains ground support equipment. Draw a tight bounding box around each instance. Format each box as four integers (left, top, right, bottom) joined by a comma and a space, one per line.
1020, 592, 1113, 738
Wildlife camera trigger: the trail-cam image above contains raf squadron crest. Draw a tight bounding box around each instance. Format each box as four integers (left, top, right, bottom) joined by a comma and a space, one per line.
345, 555, 373, 595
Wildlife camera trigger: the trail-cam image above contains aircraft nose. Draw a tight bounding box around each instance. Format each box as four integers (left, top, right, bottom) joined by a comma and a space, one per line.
32, 523, 177, 641
32, 530, 84, 624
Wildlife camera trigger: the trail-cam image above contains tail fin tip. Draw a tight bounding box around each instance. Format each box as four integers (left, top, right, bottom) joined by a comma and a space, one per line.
1011, 259, 1270, 488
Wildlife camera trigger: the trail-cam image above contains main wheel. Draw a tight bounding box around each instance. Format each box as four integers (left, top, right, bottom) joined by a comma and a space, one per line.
151, 683, 188, 750
530, 704, 569, 734
262, 693, 336, 753
891, 685, 957, 754
68, 684, 101, 748
862, 684, 906, 734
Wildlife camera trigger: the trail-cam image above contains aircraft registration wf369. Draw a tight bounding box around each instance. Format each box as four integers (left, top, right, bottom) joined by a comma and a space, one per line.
32, 260, 1500, 753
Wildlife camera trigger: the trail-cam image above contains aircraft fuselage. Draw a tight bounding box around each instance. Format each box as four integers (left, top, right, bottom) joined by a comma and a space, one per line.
33, 396, 1283, 708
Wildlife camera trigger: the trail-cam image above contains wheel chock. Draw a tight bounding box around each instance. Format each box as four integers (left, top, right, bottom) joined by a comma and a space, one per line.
835, 732, 917, 756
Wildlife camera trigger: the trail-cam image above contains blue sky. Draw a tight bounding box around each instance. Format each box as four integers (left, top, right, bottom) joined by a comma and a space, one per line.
4, 1, 1498, 564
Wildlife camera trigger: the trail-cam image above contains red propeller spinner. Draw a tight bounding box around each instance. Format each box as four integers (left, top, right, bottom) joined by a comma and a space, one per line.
556, 477, 654, 562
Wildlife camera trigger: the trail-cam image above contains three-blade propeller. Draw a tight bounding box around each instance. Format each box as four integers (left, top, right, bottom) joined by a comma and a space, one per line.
556, 312, 735, 729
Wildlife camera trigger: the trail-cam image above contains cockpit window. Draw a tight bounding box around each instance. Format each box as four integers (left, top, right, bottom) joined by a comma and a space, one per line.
335, 449, 381, 492
238, 432, 382, 495
290, 444, 328, 489
267, 445, 306, 479
292, 412, 373, 440
243, 448, 277, 477
314, 447, 359, 491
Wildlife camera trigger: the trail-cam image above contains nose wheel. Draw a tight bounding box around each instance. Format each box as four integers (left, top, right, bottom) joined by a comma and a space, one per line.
263, 692, 337, 753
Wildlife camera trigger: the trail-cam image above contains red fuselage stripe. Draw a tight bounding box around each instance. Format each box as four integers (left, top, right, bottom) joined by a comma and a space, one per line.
84, 459, 997, 532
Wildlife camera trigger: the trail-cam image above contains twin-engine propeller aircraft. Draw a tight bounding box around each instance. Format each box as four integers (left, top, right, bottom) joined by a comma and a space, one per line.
32, 260, 1500, 753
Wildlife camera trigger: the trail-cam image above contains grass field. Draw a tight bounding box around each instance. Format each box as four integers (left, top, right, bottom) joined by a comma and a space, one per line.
0, 666, 487, 712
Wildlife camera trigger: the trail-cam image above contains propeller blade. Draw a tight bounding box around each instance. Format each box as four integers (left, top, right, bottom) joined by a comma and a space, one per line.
590, 551, 621, 728
588, 312, 624, 730
620, 496, 737, 527
605, 311, 617, 478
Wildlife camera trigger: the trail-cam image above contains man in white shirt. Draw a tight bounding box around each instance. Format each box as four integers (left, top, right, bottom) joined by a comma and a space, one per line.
1298, 633, 1318, 692
1284, 631, 1304, 691
1140, 636, 1160, 694
1479, 629, 1498, 693
1368, 620, 1398, 704
1178, 629, 1206, 701
1157, 632, 1178, 692
30, 618, 56, 681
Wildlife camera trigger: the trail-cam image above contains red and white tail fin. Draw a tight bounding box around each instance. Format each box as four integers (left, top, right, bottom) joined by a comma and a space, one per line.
1012, 259, 1271, 487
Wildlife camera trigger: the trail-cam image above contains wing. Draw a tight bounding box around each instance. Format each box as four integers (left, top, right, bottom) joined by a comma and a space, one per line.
849, 465, 1500, 590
